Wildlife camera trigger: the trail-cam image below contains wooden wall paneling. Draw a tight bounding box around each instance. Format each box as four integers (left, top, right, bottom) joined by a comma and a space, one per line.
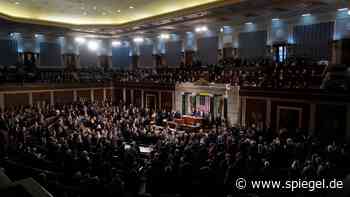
77, 90, 91, 102
54, 91, 74, 104
245, 99, 267, 129
316, 104, 346, 142
4, 93, 29, 108
32, 92, 51, 106
94, 89, 104, 103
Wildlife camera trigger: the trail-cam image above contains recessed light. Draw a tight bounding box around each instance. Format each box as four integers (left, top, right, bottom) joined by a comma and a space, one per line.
129, 6, 134, 9
117, 9, 121, 13
112, 41, 122, 47
160, 34, 170, 40
338, 8, 348, 12
75, 37, 86, 44
88, 40, 99, 51
133, 37, 144, 43
195, 26, 208, 33
14, 2, 20, 5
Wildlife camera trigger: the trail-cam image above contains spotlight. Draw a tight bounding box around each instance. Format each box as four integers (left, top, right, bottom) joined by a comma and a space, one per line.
75, 37, 86, 44
112, 41, 122, 47
133, 37, 144, 43
302, 13, 311, 17
195, 26, 208, 33
338, 8, 348, 12
160, 34, 170, 40
88, 40, 99, 51
201, 26, 208, 31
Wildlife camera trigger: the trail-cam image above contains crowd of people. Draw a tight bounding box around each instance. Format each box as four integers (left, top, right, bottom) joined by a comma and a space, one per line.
0, 101, 349, 197
0, 58, 334, 90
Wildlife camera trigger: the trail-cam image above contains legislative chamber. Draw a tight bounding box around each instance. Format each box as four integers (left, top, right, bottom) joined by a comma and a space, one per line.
0, 0, 350, 197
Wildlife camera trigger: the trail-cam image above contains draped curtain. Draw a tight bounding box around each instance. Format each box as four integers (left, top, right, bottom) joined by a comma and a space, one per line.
80, 47, 98, 67
197, 36, 219, 65
293, 22, 334, 61
112, 46, 130, 69
238, 31, 267, 60
165, 41, 182, 67
139, 44, 154, 68
40, 42, 61, 67
0, 39, 17, 66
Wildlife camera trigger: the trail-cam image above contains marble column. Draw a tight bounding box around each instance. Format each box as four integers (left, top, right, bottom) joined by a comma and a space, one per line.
0, 93, 4, 109
90, 89, 94, 102
130, 89, 134, 105
50, 91, 54, 106
158, 91, 162, 110
227, 86, 240, 127
28, 92, 33, 106
73, 90, 78, 102
103, 88, 107, 101
266, 99, 272, 129
241, 96, 247, 127
141, 90, 144, 108
309, 103, 316, 136
123, 88, 126, 103
172, 91, 176, 112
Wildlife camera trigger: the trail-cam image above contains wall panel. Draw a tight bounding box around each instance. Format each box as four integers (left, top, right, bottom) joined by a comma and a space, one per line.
40, 42, 61, 67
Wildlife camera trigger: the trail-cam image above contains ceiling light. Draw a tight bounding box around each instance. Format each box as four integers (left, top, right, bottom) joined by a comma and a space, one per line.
10, 32, 18, 37
88, 40, 99, 51
129, 6, 134, 9
220, 28, 224, 32
338, 8, 348, 12
195, 26, 208, 33
302, 13, 311, 17
348, 10, 350, 15
245, 22, 253, 25
112, 41, 122, 47
133, 37, 144, 43
117, 10, 121, 13
160, 34, 170, 40
75, 37, 86, 44
14, 2, 20, 5
272, 18, 280, 21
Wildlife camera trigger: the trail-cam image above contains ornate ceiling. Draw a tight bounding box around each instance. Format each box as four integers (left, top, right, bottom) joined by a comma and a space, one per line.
0, 0, 346, 37
0, 0, 228, 25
